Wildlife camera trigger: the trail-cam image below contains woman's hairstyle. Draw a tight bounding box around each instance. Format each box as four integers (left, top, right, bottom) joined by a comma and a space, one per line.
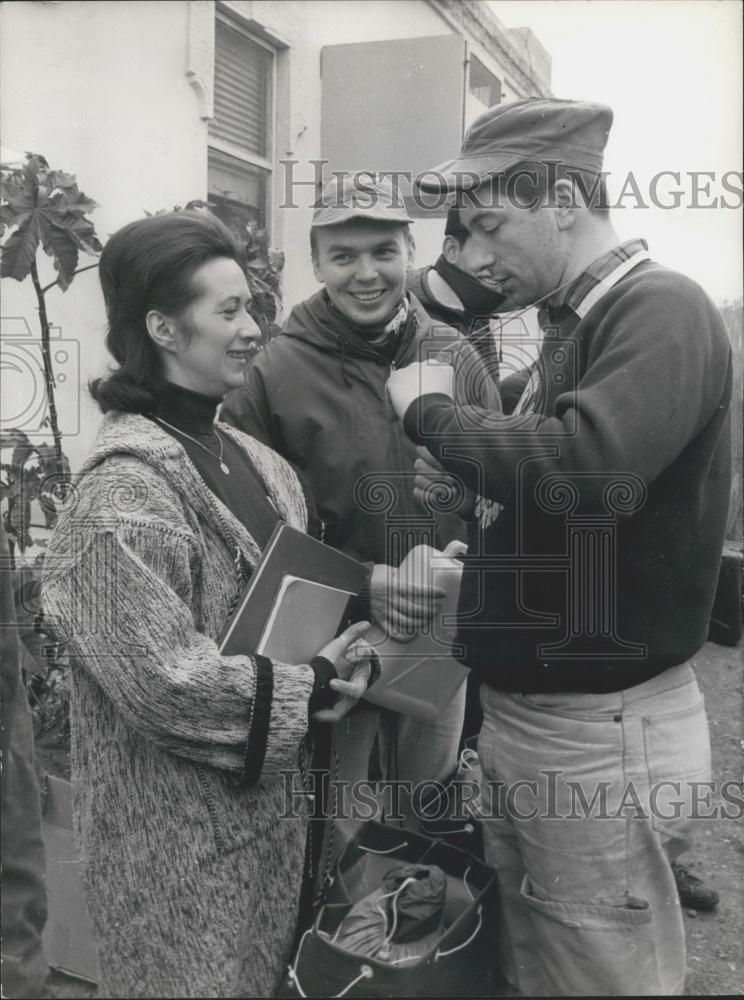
89, 211, 244, 414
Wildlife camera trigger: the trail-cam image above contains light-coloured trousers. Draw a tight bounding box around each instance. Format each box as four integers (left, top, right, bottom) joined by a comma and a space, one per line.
477, 662, 710, 997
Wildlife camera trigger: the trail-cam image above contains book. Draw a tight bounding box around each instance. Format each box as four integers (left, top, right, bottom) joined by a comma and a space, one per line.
219, 523, 368, 662
256, 575, 357, 663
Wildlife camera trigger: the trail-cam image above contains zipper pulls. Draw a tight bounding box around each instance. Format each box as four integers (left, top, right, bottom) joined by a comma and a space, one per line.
233, 545, 247, 582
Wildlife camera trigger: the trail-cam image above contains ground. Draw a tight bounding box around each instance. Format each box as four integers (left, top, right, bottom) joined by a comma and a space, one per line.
37, 639, 743, 998
681, 641, 744, 996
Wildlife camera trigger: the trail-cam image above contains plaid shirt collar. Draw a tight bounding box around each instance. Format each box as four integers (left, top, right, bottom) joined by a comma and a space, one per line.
539, 238, 650, 328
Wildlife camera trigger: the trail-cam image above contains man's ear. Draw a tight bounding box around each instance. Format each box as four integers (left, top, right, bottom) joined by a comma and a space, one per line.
146, 310, 180, 353
442, 235, 461, 265
554, 179, 578, 231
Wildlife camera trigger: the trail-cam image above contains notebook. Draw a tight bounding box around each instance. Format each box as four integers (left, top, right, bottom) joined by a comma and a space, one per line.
219, 523, 368, 663
256, 575, 357, 663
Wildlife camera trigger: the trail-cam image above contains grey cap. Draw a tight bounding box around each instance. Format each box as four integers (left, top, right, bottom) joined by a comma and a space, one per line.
417, 98, 614, 193
312, 175, 414, 227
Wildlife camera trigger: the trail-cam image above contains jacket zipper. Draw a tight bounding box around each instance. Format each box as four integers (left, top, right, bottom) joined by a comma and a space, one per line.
196, 765, 227, 855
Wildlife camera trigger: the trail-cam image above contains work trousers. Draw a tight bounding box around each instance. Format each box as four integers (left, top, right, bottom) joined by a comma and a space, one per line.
477, 662, 710, 996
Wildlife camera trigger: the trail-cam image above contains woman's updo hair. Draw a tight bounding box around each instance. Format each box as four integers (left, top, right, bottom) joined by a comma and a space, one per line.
89, 211, 244, 413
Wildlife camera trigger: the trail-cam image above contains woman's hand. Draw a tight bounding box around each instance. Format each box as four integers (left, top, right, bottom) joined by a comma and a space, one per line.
312, 621, 375, 722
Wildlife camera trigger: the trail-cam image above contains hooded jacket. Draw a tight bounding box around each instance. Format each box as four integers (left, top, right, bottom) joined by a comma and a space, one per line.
407, 266, 473, 337
408, 265, 533, 410
222, 290, 497, 568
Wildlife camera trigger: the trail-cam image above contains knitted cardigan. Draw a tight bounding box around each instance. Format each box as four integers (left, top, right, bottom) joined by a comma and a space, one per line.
42, 412, 316, 998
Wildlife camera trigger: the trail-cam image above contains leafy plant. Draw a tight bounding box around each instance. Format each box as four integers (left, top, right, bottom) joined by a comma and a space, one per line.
1, 154, 103, 473
0, 428, 69, 555
1, 153, 101, 740
1, 154, 101, 485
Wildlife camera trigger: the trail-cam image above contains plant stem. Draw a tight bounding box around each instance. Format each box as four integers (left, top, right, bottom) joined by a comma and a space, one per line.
40, 262, 99, 296
29, 260, 64, 475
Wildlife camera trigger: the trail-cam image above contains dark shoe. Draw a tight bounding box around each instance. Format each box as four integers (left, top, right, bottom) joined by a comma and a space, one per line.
672, 862, 720, 911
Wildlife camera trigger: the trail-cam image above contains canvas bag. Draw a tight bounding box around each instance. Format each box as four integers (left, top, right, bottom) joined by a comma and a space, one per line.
281, 821, 500, 998
415, 744, 486, 860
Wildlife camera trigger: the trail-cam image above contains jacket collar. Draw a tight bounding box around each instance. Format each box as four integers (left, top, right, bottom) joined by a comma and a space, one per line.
282, 289, 424, 367
78, 412, 297, 569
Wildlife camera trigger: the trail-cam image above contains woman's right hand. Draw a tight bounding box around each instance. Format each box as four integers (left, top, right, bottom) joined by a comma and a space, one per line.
313, 621, 375, 722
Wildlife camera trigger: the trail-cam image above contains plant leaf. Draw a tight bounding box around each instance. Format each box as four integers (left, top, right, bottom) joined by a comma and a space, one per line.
1, 157, 102, 283
0, 428, 32, 451
11, 440, 39, 472
38, 215, 79, 289
0, 216, 40, 281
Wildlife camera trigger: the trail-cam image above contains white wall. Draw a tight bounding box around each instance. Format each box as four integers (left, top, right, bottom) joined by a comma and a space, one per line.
245, 0, 547, 306
263, 0, 457, 306
1, 0, 547, 472
1, 0, 206, 468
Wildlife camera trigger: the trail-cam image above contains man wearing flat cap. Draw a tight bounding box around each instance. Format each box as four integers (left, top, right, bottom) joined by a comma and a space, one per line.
387, 98, 732, 995
223, 175, 497, 866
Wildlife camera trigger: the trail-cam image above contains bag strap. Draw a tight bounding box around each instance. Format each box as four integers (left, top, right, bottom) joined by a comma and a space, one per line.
359, 841, 409, 855
313, 745, 341, 908
435, 906, 483, 960
287, 929, 374, 999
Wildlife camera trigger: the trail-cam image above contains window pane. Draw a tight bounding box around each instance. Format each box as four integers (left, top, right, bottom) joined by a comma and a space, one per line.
208, 147, 268, 227
468, 55, 501, 108
210, 19, 271, 159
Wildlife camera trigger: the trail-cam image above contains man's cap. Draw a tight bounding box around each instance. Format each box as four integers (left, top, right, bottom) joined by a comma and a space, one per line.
417, 98, 613, 194
311, 175, 414, 228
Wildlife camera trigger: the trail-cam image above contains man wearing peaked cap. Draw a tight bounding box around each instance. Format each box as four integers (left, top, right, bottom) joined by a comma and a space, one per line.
223, 174, 499, 864
311, 173, 415, 226
388, 98, 732, 994
418, 97, 613, 194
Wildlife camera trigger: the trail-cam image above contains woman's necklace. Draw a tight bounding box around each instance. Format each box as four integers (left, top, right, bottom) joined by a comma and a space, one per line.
154, 416, 230, 475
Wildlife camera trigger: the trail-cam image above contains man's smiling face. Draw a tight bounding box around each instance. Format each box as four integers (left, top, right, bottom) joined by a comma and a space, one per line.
312, 221, 411, 330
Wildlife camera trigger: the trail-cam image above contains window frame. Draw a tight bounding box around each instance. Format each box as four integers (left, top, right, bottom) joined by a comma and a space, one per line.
208, 7, 277, 232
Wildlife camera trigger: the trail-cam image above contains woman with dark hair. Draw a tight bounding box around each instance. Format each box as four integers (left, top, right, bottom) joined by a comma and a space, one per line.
42, 212, 373, 998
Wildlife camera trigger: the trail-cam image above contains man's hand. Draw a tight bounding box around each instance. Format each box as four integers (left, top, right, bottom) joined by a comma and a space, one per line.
369, 563, 445, 640
386, 361, 454, 420
414, 446, 475, 518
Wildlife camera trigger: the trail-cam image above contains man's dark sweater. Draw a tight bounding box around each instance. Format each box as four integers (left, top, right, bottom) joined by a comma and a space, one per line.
403, 262, 733, 693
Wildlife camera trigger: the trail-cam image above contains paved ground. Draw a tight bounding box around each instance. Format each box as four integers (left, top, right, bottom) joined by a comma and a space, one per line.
41, 639, 742, 998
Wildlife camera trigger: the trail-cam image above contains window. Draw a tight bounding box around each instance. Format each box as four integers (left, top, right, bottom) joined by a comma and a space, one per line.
208, 12, 274, 229
468, 54, 502, 108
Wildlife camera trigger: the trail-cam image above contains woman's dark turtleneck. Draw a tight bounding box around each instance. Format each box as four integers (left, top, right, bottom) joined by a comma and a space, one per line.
153, 380, 224, 436
150, 381, 279, 549
150, 381, 339, 714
